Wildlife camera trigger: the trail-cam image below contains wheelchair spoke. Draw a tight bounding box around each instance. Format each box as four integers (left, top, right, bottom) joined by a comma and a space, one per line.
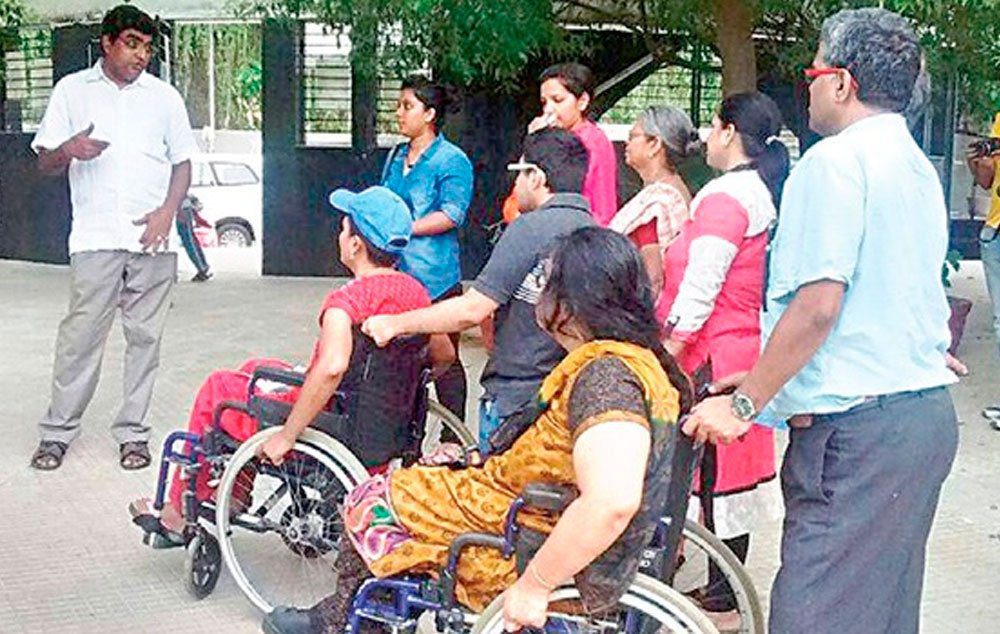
216, 431, 360, 613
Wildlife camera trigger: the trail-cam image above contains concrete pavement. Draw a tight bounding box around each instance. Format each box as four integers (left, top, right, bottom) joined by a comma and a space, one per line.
0, 259, 997, 633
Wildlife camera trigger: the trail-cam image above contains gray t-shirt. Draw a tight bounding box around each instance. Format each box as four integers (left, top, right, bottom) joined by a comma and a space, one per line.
473, 193, 593, 418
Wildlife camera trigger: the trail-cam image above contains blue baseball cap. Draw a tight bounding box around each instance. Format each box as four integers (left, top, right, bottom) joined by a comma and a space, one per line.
328, 186, 413, 255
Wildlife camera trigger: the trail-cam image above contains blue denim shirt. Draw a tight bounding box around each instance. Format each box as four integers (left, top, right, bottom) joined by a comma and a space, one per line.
381, 134, 474, 299
761, 114, 955, 422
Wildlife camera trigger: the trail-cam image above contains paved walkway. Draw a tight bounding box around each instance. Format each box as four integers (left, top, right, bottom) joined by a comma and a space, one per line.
0, 259, 997, 633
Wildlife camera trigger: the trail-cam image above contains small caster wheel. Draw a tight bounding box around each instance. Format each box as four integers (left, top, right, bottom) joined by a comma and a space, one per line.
184, 529, 222, 599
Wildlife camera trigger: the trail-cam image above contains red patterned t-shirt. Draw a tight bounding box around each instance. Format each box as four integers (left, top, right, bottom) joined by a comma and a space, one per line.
309, 272, 432, 367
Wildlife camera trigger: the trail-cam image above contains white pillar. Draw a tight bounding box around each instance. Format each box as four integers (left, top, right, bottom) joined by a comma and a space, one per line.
207, 23, 216, 151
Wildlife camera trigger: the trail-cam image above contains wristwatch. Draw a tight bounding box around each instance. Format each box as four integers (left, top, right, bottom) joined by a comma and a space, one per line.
730, 391, 757, 422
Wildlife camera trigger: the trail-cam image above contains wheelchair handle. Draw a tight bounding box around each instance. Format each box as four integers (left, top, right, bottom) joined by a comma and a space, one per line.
390, 333, 429, 349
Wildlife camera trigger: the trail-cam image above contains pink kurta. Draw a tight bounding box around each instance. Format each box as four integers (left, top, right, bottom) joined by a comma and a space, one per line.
573, 119, 619, 227
656, 170, 777, 527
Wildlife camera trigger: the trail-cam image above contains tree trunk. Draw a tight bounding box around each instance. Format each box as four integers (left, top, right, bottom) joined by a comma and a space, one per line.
712, 0, 757, 95
350, 14, 378, 161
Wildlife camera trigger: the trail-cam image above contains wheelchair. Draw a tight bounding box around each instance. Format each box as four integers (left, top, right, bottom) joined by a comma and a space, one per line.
228, 366, 758, 632
330, 427, 722, 633
146, 331, 476, 610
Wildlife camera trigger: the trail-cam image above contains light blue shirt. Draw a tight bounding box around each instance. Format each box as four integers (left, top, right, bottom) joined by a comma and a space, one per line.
761, 113, 955, 421
381, 134, 474, 299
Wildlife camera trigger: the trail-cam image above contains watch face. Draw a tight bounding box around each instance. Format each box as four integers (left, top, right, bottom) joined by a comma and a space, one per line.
732, 393, 755, 420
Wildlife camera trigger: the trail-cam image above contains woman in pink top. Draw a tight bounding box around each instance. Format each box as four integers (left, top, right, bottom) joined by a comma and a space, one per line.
657, 92, 790, 628
527, 63, 619, 225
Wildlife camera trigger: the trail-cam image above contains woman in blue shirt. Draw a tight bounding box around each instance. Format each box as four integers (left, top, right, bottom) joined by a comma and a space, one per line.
382, 76, 474, 422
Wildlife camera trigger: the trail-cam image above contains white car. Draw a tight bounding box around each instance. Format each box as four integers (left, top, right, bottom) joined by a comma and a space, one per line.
189, 153, 262, 248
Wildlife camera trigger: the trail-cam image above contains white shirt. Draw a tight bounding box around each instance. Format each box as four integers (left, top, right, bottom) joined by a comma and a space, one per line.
32, 61, 198, 254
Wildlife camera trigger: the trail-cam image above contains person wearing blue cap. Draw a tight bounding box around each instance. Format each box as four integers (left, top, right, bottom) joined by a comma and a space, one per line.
128, 186, 454, 548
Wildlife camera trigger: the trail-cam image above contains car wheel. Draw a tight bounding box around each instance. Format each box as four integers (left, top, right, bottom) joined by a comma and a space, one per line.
217, 223, 253, 248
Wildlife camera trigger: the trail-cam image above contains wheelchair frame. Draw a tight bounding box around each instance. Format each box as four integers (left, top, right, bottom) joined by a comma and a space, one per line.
146, 353, 761, 632
342, 464, 719, 634
147, 353, 477, 603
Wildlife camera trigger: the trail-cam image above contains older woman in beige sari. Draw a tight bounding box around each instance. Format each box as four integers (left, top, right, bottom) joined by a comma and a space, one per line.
609, 105, 701, 298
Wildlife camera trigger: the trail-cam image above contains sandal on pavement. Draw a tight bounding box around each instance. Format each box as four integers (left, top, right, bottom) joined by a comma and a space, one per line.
30, 440, 68, 471
982, 404, 1000, 420
120, 441, 151, 470
128, 501, 186, 549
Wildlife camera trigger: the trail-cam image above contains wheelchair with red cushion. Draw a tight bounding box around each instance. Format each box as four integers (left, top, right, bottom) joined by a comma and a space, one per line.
145, 332, 476, 609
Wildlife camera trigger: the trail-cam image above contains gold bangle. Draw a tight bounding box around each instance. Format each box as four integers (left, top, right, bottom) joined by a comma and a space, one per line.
529, 560, 558, 591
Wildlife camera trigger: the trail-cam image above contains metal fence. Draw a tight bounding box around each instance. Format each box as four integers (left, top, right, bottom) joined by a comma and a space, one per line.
3, 26, 53, 132
601, 46, 723, 128
300, 22, 404, 147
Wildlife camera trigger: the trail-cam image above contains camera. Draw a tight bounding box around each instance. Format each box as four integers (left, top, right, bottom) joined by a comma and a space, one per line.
969, 137, 1000, 157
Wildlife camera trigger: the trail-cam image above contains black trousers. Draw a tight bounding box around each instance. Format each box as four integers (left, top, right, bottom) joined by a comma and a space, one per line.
432, 283, 468, 425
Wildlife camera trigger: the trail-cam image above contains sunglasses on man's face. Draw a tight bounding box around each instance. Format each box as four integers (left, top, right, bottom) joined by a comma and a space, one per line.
507, 161, 541, 173
803, 66, 859, 91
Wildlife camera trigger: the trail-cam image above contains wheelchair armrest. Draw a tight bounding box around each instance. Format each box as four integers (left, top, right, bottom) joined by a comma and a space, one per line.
521, 483, 578, 514
440, 532, 507, 608
250, 366, 306, 390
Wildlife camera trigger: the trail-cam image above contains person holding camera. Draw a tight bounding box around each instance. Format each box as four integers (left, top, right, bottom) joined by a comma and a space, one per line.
967, 112, 1000, 428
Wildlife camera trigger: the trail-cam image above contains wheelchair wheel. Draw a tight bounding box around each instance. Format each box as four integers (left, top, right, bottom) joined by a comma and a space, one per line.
184, 529, 222, 600
669, 521, 764, 634
424, 399, 477, 457
215, 427, 369, 613
472, 574, 719, 633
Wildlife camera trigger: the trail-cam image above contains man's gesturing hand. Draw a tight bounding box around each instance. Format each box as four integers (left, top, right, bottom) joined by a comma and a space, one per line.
61, 123, 110, 162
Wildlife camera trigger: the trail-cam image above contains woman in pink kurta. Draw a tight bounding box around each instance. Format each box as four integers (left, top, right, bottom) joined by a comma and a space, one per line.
527, 63, 619, 225
572, 118, 618, 225
657, 92, 790, 622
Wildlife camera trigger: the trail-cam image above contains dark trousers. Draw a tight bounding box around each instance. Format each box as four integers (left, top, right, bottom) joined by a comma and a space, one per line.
432, 283, 468, 424
769, 387, 957, 634
176, 209, 210, 275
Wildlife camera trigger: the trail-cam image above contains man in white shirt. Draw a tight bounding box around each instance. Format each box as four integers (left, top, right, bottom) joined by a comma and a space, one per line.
29, 4, 198, 471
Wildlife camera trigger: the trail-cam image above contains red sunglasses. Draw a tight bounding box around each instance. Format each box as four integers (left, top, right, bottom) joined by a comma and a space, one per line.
803, 67, 859, 90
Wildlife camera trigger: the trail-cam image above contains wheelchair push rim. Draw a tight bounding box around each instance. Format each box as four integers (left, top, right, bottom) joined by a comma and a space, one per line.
471, 574, 719, 634
424, 399, 477, 456
215, 427, 369, 613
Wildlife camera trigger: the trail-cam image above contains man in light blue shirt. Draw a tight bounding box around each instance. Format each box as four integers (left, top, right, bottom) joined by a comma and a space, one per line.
761, 113, 956, 419
685, 9, 958, 633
